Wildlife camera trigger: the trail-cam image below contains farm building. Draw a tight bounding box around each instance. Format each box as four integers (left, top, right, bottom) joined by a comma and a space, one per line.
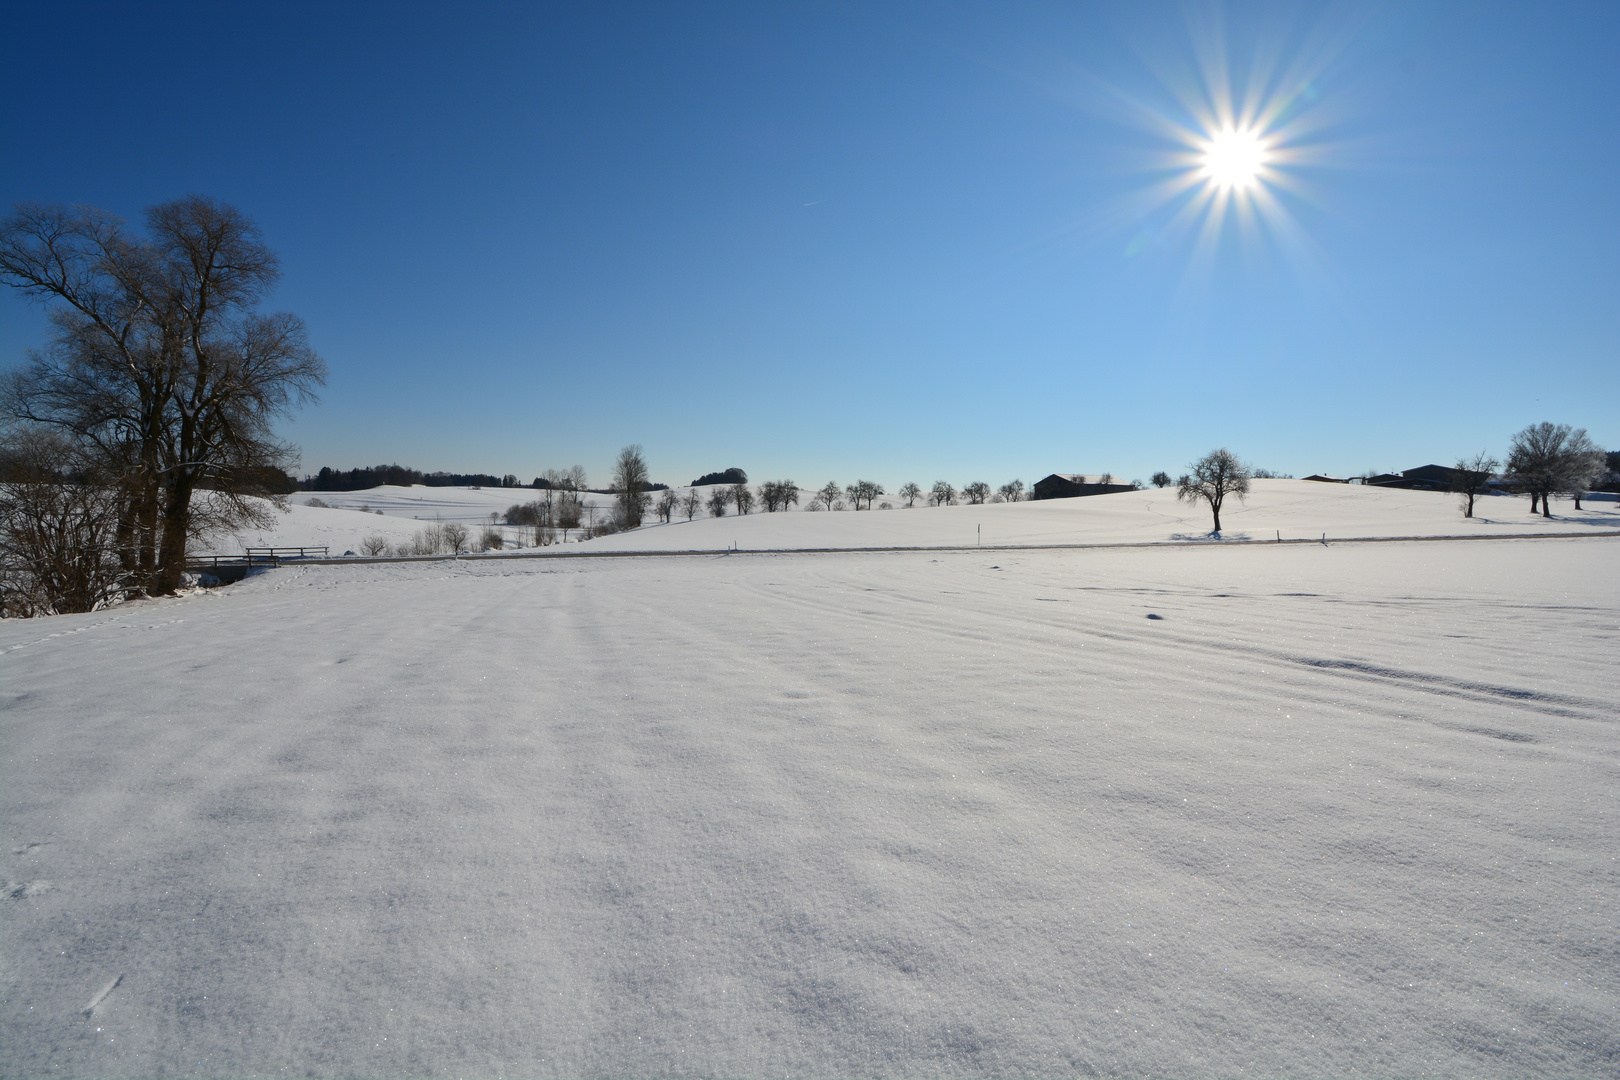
1032, 474, 1137, 500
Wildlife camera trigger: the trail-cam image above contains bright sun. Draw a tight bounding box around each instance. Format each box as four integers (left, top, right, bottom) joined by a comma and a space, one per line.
1201, 127, 1269, 190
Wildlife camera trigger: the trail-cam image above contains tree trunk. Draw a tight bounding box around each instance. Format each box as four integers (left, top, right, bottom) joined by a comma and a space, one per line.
135, 486, 160, 592
1211, 505, 1221, 532
115, 501, 139, 575
153, 479, 193, 595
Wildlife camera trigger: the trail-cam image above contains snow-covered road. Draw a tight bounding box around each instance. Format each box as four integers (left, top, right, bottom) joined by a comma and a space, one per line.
3, 538, 1616, 1077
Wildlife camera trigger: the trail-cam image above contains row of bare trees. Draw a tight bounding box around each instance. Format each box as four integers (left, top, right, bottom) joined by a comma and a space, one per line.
910, 480, 1026, 508
646, 476, 1032, 520
0, 197, 326, 615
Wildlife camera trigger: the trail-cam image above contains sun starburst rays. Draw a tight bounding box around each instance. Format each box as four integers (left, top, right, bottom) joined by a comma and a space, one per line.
1085, 7, 1353, 280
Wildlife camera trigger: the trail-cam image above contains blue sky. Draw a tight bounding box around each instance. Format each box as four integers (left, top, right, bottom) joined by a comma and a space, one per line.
3, 1, 1615, 489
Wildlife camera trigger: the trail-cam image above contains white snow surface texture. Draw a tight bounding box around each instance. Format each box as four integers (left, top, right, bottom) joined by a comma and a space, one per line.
3, 537, 1616, 1077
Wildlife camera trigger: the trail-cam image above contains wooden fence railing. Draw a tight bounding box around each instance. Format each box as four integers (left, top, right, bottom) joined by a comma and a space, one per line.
188, 546, 328, 570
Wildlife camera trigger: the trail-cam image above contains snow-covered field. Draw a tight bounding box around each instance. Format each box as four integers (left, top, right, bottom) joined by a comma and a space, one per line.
214, 481, 1620, 556
3, 530, 1616, 1076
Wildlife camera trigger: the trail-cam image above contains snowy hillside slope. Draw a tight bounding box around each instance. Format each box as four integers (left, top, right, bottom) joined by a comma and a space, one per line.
2, 538, 1616, 1077
212, 480, 1620, 555
584, 480, 1620, 552
290, 483, 614, 524
203, 485, 615, 554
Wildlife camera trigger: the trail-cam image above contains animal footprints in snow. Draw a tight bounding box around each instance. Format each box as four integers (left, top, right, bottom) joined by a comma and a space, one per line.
4, 879, 52, 900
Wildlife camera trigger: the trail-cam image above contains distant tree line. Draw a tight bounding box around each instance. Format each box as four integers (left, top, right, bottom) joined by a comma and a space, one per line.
303, 464, 521, 491
302, 463, 668, 494
691, 468, 748, 487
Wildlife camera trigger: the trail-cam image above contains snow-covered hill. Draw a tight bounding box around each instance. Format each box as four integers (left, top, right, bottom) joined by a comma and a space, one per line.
209, 480, 1620, 555
586, 480, 1620, 551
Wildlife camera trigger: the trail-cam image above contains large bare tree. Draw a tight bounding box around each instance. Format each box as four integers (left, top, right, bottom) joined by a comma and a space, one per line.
1506, 422, 1604, 517
612, 444, 651, 528
0, 197, 325, 597
1177, 449, 1251, 533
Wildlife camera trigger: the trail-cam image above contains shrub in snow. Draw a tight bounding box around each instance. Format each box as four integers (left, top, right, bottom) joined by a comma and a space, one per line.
1, 450, 127, 615
407, 524, 445, 556
556, 492, 583, 538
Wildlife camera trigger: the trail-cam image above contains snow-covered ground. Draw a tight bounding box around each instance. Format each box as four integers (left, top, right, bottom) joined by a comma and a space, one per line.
3, 533, 1616, 1076
214, 480, 1620, 556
